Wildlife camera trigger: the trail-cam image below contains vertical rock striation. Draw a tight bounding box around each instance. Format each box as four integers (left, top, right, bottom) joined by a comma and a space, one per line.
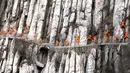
0, 38, 129, 73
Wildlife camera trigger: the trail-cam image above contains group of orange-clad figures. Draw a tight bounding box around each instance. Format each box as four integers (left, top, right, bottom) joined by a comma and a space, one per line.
1, 16, 129, 46
55, 17, 129, 46
55, 18, 129, 46
1, 24, 44, 44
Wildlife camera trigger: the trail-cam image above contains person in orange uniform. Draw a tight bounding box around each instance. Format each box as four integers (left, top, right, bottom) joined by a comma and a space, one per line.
124, 32, 129, 39
93, 36, 97, 43
8, 28, 13, 34
88, 35, 92, 40
76, 35, 80, 44
56, 40, 59, 46
88, 35, 93, 43
39, 39, 43, 44
114, 35, 118, 40
105, 29, 110, 41
105, 30, 110, 35
26, 26, 30, 30
1, 29, 6, 37
34, 34, 37, 39
1, 29, 5, 35
64, 40, 69, 46
121, 21, 125, 28
104, 23, 111, 41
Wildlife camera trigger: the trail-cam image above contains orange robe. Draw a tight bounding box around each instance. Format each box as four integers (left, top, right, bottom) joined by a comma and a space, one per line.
9, 28, 13, 34
1, 29, 6, 37
88, 35, 92, 40
105, 30, 110, 35
39, 39, 43, 43
34, 34, 37, 39
76, 36, 80, 43
26, 26, 30, 30
114, 35, 118, 40
124, 32, 129, 39
64, 40, 69, 46
93, 37, 97, 42
121, 21, 125, 27
56, 40, 59, 46
105, 36, 109, 41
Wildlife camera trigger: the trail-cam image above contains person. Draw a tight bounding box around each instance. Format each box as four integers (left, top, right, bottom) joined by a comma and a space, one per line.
34, 34, 37, 39
1, 29, 7, 37
104, 23, 111, 41
121, 21, 125, 28
55, 40, 59, 46
124, 32, 129, 39
39, 39, 44, 44
26, 26, 30, 30
76, 35, 80, 44
114, 35, 118, 40
64, 40, 69, 46
105, 29, 110, 40
88, 35, 93, 44
8, 28, 13, 34
93, 36, 97, 43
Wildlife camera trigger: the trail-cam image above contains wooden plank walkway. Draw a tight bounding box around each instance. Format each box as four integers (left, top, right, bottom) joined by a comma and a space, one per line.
0, 42, 129, 47
0, 38, 129, 49
54, 43, 129, 49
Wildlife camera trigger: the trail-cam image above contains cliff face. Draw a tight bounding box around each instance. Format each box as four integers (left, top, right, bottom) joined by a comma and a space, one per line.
0, 0, 130, 45
0, 38, 130, 73
0, 0, 130, 73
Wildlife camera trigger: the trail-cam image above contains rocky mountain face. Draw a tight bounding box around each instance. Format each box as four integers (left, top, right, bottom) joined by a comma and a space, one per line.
0, 0, 130, 73
0, 38, 130, 73
0, 0, 130, 45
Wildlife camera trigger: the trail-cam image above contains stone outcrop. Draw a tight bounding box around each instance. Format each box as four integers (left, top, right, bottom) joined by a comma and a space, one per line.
0, 0, 130, 45
0, 38, 130, 73
0, 0, 130, 73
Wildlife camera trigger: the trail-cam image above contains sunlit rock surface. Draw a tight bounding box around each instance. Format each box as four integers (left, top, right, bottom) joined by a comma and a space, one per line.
0, 0, 130, 45
0, 38, 129, 73
0, 0, 130, 73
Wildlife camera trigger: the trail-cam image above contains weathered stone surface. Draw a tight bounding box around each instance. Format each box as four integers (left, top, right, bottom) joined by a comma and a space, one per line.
0, 0, 130, 73
0, 38, 129, 73
0, 0, 129, 45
